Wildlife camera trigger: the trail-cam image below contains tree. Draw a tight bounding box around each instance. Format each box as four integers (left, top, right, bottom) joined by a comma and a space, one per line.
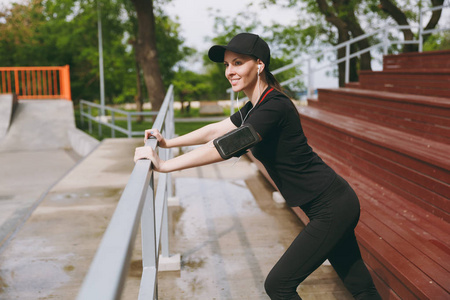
203, 8, 303, 100
0, 0, 188, 107
172, 70, 212, 113
130, 0, 166, 112
378, 0, 444, 52
264, 0, 447, 86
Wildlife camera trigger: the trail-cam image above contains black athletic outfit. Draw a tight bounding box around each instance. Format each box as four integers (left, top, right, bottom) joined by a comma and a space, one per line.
230, 87, 381, 300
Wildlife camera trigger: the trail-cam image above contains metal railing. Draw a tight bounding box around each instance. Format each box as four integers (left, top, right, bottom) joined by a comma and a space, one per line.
79, 100, 158, 138
0, 65, 71, 100
228, 2, 450, 112
77, 85, 179, 300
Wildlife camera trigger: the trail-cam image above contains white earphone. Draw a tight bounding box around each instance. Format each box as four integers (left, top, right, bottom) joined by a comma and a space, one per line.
257, 65, 261, 75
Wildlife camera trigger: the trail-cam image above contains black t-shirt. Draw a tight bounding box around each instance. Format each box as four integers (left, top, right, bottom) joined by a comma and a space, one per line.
230, 87, 336, 207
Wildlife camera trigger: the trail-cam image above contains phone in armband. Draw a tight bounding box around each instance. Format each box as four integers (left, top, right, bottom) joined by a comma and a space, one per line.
213, 124, 261, 160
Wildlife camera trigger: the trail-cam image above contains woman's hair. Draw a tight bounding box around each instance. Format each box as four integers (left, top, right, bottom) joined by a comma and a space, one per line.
265, 69, 283, 94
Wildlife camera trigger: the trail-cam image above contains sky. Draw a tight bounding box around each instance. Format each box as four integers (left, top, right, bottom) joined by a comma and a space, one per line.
163, 0, 298, 51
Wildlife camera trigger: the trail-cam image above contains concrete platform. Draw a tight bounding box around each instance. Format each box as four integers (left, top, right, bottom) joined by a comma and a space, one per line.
0, 99, 99, 253
0, 138, 352, 299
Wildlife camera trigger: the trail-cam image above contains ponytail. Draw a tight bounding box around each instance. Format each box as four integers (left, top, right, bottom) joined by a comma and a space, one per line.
265, 69, 289, 97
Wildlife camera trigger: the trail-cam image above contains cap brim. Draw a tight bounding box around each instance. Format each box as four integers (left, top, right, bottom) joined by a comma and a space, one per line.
208, 45, 254, 63
208, 45, 227, 63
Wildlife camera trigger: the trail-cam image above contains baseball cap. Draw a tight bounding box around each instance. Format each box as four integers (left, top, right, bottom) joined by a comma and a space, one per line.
208, 33, 270, 67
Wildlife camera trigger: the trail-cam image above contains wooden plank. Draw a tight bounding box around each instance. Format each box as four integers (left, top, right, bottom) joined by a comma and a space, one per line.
383, 50, 450, 70
299, 107, 450, 172
316, 92, 450, 134
361, 211, 450, 290
323, 153, 450, 260
305, 123, 450, 220
316, 150, 450, 247
318, 89, 450, 125
356, 223, 448, 299
318, 88, 450, 116
360, 243, 425, 299
305, 121, 450, 197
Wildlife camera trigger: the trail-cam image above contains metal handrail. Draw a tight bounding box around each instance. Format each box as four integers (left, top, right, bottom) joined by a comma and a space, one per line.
228, 2, 449, 111
80, 100, 158, 138
77, 85, 178, 299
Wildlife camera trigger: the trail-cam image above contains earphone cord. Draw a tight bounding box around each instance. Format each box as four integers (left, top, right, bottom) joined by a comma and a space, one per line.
239, 70, 261, 126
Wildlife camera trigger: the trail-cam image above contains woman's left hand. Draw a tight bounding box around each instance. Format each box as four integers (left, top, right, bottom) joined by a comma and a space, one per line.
134, 146, 165, 172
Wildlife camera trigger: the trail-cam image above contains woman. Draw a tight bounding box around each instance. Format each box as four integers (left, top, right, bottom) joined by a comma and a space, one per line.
134, 33, 381, 300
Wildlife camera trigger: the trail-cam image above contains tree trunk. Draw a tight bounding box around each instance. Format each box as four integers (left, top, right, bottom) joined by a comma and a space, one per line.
337, 29, 350, 87
346, 10, 372, 72
131, 0, 165, 112
423, 0, 445, 44
316, 0, 351, 87
379, 0, 416, 52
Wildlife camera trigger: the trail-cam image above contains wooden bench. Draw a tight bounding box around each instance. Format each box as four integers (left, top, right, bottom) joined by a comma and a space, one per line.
299, 107, 449, 221
249, 50, 450, 298
358, 69, 450, 98
308, 87, 450, 143
383, 50, 450, 70
249, 107, 449, 298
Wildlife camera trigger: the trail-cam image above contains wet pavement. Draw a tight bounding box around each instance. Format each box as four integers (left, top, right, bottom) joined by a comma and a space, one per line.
0, 138, 352, 299
122, 151, 353, 299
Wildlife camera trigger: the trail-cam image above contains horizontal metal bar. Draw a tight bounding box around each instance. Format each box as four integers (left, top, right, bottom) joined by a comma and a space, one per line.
280, 75, 305, 86
152, 85, 174, 131
423, 27, 450, 35
422, 3, 449, 13
80, 100, 157, 117
77, 160, 153, 300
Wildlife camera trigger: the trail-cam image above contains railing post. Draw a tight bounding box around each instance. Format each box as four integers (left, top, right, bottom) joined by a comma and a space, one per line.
418, 5, 423, 52
140, 171, 158, 296
345, 44, 350, 84
383, 28, 389, 55
307, 59, 314, 98
80, 102, 84, 126
88, 106, 92, 134
111, 111, 115, 138
160, 148, 170, 259
14, 70, 19, 95
98, 110, 102, 138
127, 113, 132, 138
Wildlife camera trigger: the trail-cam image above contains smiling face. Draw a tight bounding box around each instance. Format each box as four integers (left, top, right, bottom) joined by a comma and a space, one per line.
224, 50, 259, 95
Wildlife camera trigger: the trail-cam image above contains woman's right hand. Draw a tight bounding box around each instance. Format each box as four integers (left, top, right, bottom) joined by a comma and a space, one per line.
144, 128, 168, 148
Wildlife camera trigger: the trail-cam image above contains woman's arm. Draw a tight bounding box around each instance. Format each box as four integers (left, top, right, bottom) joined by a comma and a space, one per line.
145, 117, 236, 148
134, 141, 223, 173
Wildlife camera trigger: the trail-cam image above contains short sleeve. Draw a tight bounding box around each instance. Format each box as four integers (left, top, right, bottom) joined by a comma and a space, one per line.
243, 98, 285, 140
230, 101, 253, 127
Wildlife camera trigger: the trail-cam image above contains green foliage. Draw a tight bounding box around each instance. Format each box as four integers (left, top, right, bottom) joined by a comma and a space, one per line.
172, 70, 212, 102
0, 0, 189, 104
201, 6, 304, 99
423, 31, 450, 51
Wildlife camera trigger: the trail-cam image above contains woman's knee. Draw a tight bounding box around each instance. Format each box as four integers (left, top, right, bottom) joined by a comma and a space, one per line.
264, 272, 301, 300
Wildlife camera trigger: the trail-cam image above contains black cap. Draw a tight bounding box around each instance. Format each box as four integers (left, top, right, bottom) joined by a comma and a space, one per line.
208, 33, 270, 67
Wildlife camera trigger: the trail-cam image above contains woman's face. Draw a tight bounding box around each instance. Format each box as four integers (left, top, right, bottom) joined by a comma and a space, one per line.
224, 50, 258, 94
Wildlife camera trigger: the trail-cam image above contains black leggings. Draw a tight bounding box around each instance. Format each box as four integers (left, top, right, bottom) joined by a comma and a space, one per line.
264, 175, 381, 300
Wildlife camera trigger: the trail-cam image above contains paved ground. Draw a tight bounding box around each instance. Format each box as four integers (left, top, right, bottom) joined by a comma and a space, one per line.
0, 137, 352, 299
0, 99, 352, 299
0, 99, 82, 251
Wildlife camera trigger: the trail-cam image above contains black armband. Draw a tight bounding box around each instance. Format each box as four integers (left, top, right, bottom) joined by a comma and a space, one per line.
213, 124, 261, 160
